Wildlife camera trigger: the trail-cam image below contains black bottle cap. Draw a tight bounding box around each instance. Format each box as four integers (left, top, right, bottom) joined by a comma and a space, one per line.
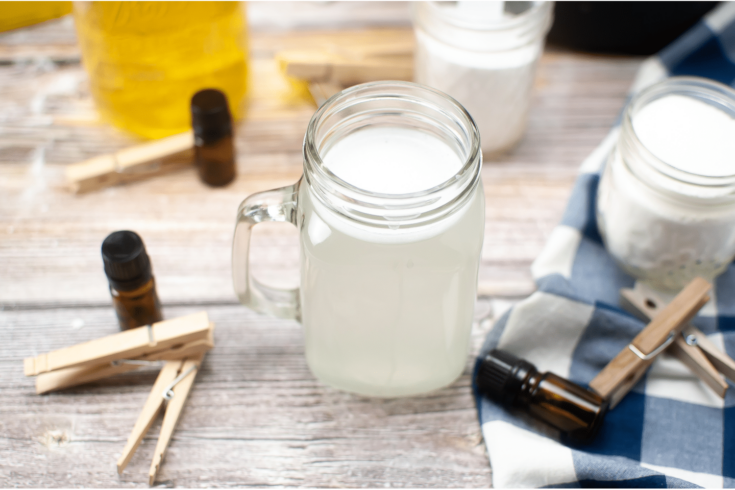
101, 230, 153, 291
191, 88, 232, 143
475, 349, 536, 406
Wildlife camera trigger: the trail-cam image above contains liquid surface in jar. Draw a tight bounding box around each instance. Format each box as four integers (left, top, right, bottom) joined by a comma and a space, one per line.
321, 127, 463, 194
632, 94, 735, 177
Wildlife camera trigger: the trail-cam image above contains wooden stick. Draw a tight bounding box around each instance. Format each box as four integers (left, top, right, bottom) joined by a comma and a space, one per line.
34, 323, 215, 394
65, 131, 194, 194
24, 311, 210, 376
619, 288, 727, 398
590, 277, 711, 407
149, 354, 204, 486
117, 360, 184, 475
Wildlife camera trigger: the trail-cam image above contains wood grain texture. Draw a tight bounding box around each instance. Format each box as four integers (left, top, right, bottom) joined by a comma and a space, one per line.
0, 15, 643, 488
2, 304, 496, 487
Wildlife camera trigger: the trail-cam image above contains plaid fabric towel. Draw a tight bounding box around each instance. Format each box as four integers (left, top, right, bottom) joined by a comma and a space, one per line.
474, 4, 735, 488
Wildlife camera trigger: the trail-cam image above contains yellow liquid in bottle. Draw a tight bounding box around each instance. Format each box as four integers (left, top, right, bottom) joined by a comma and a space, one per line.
1, 2, 72, 32
73, 1, 248, 139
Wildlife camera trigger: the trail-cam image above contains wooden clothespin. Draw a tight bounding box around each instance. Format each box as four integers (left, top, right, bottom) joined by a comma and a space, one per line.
589, 277, 711, 408
116, 354, 206, 485
24, 311, 210, 377
24, 312, 214, 484
278, 39, 413, 85
65, 131, 194, 194
619, 284, 735, 398
33, 324, 214, 394
276, 34, 414, 106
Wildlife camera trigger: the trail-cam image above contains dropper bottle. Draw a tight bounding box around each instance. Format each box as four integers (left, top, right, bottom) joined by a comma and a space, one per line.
191, 88, 236, 187
475, 349, 608, 442
101, 230, 163, 330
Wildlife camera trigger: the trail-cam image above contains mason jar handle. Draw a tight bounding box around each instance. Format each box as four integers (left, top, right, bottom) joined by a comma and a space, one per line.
232, 181, 300, 320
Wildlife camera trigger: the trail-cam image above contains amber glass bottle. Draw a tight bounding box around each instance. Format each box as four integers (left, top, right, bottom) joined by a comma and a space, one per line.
475, 349, 608, 442
191, 88, 236, 187
101, 230, 163, 330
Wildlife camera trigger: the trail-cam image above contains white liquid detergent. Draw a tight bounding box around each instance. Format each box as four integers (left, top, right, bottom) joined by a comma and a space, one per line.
299, 126, 485, 397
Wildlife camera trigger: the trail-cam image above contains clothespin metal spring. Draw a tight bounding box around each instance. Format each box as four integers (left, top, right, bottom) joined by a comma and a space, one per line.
685, 333, 698, 346
628, 332, 676, 361
162, 365, 198, 400
111, 359, 163, 367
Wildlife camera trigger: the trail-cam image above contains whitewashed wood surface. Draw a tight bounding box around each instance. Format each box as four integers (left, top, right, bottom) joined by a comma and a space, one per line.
0, 14, 643, 488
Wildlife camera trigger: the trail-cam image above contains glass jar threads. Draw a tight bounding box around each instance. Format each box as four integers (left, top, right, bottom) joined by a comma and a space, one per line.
596, 77, 735, 291
413, 1, 553, 155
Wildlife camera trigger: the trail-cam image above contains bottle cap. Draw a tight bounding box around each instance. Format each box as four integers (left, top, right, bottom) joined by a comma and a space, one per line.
101, 230, 153, 291
475, 349, 536, 406
191, 89, 232, 144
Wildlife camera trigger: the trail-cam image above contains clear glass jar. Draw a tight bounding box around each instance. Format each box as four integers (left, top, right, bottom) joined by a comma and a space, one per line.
73, 1, 248, 139
233, 81, 485, 397
596, 77, 735, 292
413, 1, 553, 155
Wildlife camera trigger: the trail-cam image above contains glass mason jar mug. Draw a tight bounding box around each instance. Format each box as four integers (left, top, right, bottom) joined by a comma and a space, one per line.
233, 81, 485, 397
596, 77, 735, 292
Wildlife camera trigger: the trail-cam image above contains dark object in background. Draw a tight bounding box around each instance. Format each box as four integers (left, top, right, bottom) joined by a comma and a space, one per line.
547, 2, 719, 55
191, 89, 236, 187
102, 230, 163, 331
475, 349, 608, 442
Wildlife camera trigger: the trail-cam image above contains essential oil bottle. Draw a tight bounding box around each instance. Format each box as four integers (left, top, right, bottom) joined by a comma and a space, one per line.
475, 349, 608, 442
101, 230, 163, 330
191, 88, 236, 187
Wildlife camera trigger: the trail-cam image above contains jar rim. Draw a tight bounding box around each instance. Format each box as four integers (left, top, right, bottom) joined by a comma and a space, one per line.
302, 80, 482, 229
421, 1, 551, 31
623, 76, 735, 186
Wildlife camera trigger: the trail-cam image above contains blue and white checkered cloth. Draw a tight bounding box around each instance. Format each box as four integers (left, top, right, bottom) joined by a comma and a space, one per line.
474, 3, 735, 487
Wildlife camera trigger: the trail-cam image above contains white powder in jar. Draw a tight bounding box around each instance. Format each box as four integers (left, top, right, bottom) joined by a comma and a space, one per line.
413, 2, 549, 155
597, 92, 735, 291
633, 95, 735, 177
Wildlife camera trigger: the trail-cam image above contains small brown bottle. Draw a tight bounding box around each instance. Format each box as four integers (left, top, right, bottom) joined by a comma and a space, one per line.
101, 230, 163, 331
475, 349, 608, 442
191, 88, 236, 187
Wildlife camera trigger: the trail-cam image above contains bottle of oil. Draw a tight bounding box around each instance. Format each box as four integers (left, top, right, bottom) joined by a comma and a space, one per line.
475, 349, 608, 442
102, 230, 163, 330
73, 1, 248, 139
1, 2, 72, 32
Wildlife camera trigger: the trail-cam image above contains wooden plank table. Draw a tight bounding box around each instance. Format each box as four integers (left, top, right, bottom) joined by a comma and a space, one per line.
0, 15, 643, 488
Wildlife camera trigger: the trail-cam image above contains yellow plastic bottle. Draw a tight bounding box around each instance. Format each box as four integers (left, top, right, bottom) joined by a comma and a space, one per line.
73, 2, 248, 139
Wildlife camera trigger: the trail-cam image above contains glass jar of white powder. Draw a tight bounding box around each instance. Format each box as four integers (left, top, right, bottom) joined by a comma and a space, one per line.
596, 77, 735, 292
413, 1, 553, 155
